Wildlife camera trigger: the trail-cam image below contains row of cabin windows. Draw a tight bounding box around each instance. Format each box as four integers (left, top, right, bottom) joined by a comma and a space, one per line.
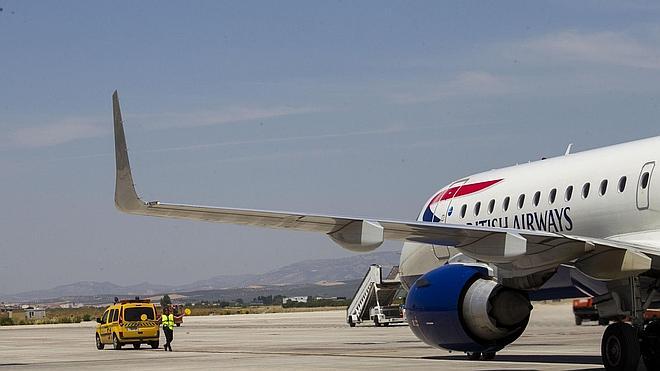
458, 175, 640, 219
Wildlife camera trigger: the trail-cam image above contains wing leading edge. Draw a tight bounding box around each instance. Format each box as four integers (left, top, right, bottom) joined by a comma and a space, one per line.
111, 91, 653, 280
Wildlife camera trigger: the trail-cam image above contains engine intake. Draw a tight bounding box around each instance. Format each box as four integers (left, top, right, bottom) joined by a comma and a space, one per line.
406, 264, 532, 352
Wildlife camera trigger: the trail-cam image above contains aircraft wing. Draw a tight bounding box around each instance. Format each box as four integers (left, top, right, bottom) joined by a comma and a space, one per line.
112, 91, 654, 281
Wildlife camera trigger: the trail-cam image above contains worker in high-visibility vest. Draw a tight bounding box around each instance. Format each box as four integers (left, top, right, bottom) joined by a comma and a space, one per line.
160, 306, 183, 351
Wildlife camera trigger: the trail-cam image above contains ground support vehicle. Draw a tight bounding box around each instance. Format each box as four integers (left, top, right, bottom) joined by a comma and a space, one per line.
369, 305, 405, 326
95, 299, 159, 350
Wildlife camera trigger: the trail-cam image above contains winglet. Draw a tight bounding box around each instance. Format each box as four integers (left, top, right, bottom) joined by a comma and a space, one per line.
113, 91, 147, 212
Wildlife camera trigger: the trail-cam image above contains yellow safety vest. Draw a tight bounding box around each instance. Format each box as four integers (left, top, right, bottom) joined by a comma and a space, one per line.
161, 314, 174, 330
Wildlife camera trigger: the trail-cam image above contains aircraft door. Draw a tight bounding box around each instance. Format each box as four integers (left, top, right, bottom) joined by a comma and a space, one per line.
436, 179, 468, 222
637, 162, 655, 210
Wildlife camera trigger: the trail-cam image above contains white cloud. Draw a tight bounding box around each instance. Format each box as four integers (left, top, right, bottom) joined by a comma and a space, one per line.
9, 119, 108, 148
7, 105, 322, 149
522, 30, 660, 70
130, 105, 323, 130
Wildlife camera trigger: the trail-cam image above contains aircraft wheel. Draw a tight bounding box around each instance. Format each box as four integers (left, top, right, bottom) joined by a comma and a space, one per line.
642, 321, 660, 371
481, 352, 496, 361
465, 351, 481, 360
95, 334, 104, 350
601, 322, 640, 371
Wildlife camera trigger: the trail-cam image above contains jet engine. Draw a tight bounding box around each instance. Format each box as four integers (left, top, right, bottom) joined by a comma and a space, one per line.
406, 264, 532, 353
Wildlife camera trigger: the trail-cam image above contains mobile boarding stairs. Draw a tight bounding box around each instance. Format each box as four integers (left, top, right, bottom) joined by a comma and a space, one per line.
347, 264, 405, 327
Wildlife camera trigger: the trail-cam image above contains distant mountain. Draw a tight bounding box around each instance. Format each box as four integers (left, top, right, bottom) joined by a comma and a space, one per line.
174, 274, 258, 292
2, 281, 175, 302
180, 250, 400, 290
253, 250, 399, 286
1, 250, 400, 303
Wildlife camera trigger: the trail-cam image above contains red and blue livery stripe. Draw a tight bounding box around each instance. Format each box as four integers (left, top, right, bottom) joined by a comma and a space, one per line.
422, 179, 503, 222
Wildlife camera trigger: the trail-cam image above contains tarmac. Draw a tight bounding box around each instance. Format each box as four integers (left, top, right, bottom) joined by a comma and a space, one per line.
0, 302, 614, 370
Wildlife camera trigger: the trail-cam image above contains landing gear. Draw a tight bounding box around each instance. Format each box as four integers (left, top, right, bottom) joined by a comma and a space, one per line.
466, 351, 481, 360
601, 322, 640, 371
642, 320, 660, 371
465, 351, 496, 361
482, 352, 496, 361
598, 276, 659, 371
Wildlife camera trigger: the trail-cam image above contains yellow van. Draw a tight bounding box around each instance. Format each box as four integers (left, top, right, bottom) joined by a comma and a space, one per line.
95, 299, 159, 350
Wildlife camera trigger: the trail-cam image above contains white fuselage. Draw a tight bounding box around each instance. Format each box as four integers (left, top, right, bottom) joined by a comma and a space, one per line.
400, 136, 660, 284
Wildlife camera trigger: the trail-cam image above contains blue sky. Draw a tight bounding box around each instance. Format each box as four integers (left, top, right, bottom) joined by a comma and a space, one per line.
1, 1, 660, 294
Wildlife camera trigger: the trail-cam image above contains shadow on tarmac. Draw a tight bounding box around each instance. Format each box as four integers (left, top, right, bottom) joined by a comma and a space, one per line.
423, 353, 604, 366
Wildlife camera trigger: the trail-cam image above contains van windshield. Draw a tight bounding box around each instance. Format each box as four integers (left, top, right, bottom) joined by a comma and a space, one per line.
124, 307, 155, 321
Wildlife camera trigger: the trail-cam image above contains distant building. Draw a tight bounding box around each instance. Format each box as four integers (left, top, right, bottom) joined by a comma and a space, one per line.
59, 302, 84, 309
284, 296, 308, 304
9, 307, 46, 321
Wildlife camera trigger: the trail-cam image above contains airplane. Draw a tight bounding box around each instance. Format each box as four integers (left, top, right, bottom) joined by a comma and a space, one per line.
112, 91, 659, 371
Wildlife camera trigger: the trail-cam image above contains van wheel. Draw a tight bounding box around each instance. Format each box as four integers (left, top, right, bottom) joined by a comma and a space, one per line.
112, 334, 122, 350
133, 343, 141, 349
96, 334, 104, 350
150, 341, 159, 349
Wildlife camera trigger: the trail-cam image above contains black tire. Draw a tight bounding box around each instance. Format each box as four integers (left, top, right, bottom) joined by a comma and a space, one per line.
642, 321, 660, 371
112, 334, 122, 350
95, 334, 104, 350
482, 352, 496, 361
374, 317, 381, 327
575, 315, 583, 326
601, 322, 640, 371
133, 343, 141, 349
348, 318, 356, 327
176, 323, 180, 327
466, 352, 481, 360
599, 318, 609, 326
150, 341, 159, 349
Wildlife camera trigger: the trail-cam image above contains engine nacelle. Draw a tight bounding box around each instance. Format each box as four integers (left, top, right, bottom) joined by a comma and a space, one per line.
406, 264, 532, 353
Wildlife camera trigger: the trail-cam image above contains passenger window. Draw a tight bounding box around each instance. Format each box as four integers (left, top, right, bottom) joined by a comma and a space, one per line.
549, 188, 557, 204
474, 201, 481, 216
502, 196, 510, 211
488, 199, 495, 214
619, 176, 627, 192
518, 194, 525, 209
107, 309, 114, 324
641, 172, 650, 189
599, 179, 608, 196
112, 309, 119, 322
533, 191, 541, 206
565, 186, 573, 201
460, 204, 467, 218
582, 183, 590, 199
